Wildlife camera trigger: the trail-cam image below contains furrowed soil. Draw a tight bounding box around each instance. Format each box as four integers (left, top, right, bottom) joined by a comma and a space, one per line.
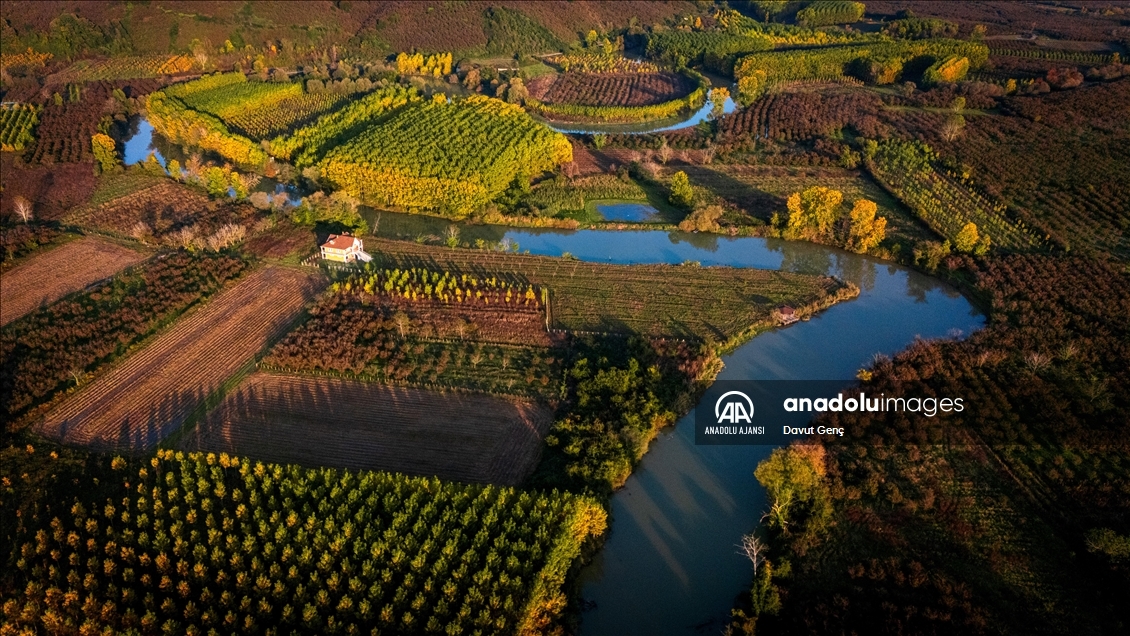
179, 372, 554, 486
0, 236, 145, 326
34, 266, 325, 450
533, 71, 695, 107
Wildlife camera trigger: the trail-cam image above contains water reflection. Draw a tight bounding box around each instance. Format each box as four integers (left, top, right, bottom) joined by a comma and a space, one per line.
543, 95, 737, 135
117, 114, 984, 636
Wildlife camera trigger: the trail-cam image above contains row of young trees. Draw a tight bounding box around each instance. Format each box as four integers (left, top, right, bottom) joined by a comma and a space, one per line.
263, 292, 561, 397
1, 449, 606, 635
318, 96, 572, 218
334, 266, 543, 309
795, 1, 866, 27
865, 139, 1043, 251
267, 85, 419, 166
525, 70, 709, 123
1, 252, 248, 422
734, 39, 990, 103
0, 104, 40, 152
147, 74, 269, 169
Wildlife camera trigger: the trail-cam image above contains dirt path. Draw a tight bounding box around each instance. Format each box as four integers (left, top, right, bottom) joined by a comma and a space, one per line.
0, 236, 145, 326
35, 266, 325, 450
179, 373, 553, 486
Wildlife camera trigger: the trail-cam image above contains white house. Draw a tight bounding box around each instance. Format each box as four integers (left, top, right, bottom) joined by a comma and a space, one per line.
320, 234, 371, 263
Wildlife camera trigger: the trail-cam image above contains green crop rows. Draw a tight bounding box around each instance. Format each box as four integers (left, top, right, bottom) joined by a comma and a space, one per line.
318, 96, 572, 218
3, 449, 605, 634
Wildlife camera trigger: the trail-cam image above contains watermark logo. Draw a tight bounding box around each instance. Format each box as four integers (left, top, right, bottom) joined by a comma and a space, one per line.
715, 390, 754, 424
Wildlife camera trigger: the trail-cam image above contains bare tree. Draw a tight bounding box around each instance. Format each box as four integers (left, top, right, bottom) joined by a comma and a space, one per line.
737, 533, 767, 577
12, 196, 33, 223
393, 311, 411, 338
1024, 351, 1051, 372
130, 221, 153, 243
658, 140, 673, 165
701, 142, 716, 165
941, 114, 966, 142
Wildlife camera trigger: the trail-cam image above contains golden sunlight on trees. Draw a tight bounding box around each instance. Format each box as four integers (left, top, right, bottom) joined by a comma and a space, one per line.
848, 199, 888, 253
784, 186, 842, 241
669, 170, 694, 208
91, 133, 117, 173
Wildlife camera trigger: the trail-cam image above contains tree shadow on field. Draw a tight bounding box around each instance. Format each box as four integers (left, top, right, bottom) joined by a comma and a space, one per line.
679, 166, 785, 221
109, 384, 205, 453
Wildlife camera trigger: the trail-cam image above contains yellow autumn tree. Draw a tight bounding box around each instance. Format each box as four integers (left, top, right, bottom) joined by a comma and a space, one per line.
91, 133, 117, 173
784, 186, 843, 241
848, 198, 888, 253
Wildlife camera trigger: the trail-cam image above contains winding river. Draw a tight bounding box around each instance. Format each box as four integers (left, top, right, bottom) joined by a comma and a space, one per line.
363, 221, 983, 635
120, 119, 983, 635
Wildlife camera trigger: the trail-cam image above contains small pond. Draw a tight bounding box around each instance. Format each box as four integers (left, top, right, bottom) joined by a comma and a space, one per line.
594, 202, 660, 222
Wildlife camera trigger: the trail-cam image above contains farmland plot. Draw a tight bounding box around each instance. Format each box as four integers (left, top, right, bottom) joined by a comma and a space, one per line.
66, 180, 263, 244
367, 238, 852, 341
34, 266, 325, 450
676, 164, 936, 246
0, 236, 144, 326
536, 71, 697, 107
180, 373, 554, 485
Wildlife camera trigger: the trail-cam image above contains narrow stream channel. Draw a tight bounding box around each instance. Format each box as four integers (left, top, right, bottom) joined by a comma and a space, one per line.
121, 118, 983, 635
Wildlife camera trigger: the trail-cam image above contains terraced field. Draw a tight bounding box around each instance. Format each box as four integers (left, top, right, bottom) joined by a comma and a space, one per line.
0, 236, 145, 326
179, 373, 554, 485
34, 266, 325, 450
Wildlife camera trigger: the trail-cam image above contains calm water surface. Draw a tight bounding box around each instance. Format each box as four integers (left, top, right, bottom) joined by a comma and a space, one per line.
467, 229, 982, 635
121, 117, 982, 636
542, 95, 736, 135
595, 202, 660, 222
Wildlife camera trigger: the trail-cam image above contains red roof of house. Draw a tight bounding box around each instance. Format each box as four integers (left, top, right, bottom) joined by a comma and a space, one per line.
779, 305, 796, 315
322, 234, 360, 250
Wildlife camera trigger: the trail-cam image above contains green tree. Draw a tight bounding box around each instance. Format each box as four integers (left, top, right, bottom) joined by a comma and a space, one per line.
91, 133, 118, 174
954, 222, 979, 253
848, 198, 887, 253
784, 186, 842, 241
754, 445, 830, 536
669, 171, 694, 208
204, 166, 229, 197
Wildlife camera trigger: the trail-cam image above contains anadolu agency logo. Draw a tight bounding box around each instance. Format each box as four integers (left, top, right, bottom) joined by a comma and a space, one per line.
709, 391, 764, 434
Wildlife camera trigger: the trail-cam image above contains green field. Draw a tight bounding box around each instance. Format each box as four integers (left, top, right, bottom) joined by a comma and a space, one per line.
1, 448, 605, 635
319, 97, 572, 218
675, 165, 935, 247
364, 238, 855, 343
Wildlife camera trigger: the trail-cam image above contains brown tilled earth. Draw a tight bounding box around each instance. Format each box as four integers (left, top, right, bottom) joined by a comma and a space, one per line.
0, 236, 146, 326
180, 372, 554, 486
35, 266, 326, 450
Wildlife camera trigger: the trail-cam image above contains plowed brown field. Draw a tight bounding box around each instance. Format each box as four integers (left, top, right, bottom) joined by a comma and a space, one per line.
179, 373, 553, 486
0, 236, 145, 326
35, 267, 325, 450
